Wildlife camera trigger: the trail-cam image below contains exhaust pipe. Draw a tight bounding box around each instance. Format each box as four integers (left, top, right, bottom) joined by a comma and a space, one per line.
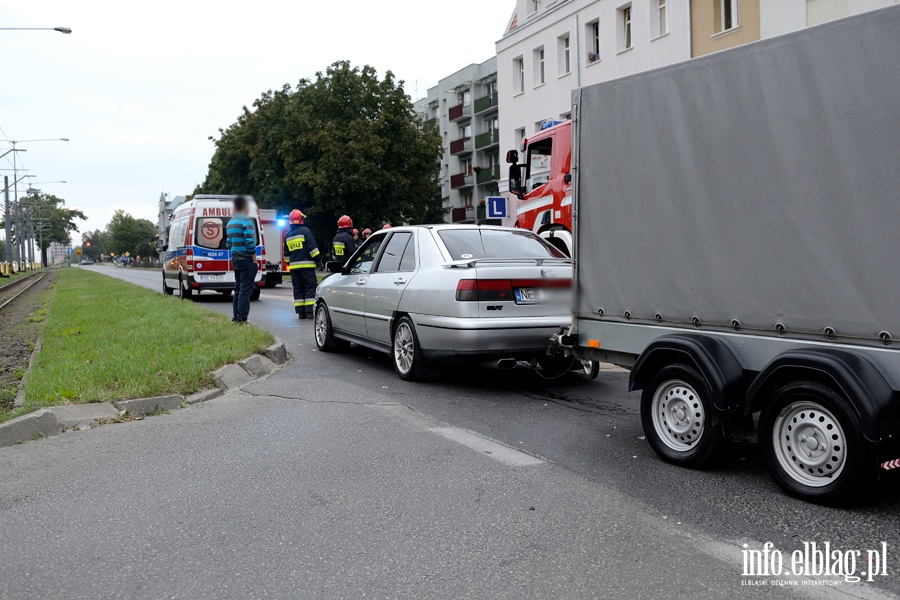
497, 358, 518, 370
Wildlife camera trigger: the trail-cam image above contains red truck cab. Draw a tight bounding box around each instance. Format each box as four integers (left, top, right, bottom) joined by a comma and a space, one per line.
507, 120, 573, 256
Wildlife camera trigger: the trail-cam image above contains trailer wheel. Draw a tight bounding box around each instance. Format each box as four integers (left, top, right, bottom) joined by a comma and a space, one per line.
759, 381, 871, 504
641, 364, 725, 468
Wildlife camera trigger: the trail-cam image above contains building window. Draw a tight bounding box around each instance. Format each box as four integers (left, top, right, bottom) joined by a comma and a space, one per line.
458, 89, 471, 107
529, 0, 539, 15
716, 0, 739, 32
655, 0, 668, 37
619, 5, 633, 51
514, 57, 525, 94
534, 47, 545, 86
461, 158, 472, 175
461, 191, 474, 208
516, 127, 526, 151
558, 35, 571, 75
587, 20, 600, 63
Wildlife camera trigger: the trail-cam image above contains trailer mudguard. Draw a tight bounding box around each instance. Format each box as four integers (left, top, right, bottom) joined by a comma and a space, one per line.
629, 334, 746, 412
746, 349, 898, 443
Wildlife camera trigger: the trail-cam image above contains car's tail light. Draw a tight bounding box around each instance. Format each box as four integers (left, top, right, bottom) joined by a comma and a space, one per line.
455, 279, 515, 301
456, 279, 477, 301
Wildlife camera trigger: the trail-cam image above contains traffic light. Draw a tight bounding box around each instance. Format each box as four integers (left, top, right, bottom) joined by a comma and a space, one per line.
86, 241, 91, 247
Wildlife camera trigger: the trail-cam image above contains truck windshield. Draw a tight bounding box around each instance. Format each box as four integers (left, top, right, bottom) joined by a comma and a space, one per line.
438, 229, 567, 260
195, 217, 258, 251
526, 138, 552, 193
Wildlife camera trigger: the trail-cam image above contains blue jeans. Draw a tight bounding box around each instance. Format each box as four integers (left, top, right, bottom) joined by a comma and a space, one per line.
233, 256, 258, 322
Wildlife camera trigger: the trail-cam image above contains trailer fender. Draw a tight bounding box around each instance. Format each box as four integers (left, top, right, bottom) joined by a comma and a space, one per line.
629, 335, 746, 412
746, 349, 898, 443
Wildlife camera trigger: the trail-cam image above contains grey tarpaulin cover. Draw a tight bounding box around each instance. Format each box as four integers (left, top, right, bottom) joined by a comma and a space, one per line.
573, 6, 900, 348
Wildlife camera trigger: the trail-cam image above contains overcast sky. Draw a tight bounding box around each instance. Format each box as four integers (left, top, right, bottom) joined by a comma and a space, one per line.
1, 1, 514, 242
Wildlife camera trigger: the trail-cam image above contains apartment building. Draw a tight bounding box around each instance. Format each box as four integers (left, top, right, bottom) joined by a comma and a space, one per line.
691, 0, 899, 56
496, 0, 691, 192
414, 57, 501, 223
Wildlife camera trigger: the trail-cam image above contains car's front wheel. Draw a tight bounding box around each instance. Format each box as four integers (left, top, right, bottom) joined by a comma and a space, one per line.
392, 317, 438, 382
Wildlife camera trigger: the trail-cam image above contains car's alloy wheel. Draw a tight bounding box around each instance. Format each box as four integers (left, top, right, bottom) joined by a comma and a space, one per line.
314, 304, 349, 353
393, 322, 415, 377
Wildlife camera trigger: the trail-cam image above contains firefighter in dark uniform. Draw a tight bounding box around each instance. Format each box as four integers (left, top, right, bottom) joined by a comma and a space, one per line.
284, 209, 320, 320
332, 215, 356, 263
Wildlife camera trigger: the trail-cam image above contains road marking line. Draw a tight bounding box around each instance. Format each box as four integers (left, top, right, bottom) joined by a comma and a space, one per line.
368, 404, 545, 467
428, 427, 545, 467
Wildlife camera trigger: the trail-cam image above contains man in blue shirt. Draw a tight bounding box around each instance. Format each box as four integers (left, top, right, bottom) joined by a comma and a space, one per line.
225, 196, 258, 323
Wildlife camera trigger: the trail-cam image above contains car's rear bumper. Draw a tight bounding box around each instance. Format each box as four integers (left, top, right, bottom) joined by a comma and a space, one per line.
413, 314, 569, 363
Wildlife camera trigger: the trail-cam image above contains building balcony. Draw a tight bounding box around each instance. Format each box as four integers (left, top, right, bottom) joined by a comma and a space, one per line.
474, 129, 500, 150
423, 117, 437, 129
448, 102, 472, 122
450, 172, 474, 189
475, 165, 501, 185
474, 92, 498, 115
450, 136, 473, 155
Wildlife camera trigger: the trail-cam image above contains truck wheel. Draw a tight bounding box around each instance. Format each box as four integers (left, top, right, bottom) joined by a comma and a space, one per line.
759, 381, 871, 505
641, 364, 726, 468
392, 317, 439, 382
179, 276, 192, 300
162, 274, 173, 296
314, 303, 350, 353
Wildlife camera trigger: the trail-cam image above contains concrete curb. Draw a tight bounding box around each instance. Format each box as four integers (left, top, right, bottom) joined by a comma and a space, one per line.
0, 348, 285, 448
13, 337, 42, 409
185, 388, 223, 404
115, 395, 184, 417
0, 409, 59, 448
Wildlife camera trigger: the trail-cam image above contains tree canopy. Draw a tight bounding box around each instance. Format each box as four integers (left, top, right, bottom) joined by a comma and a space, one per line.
105, 210, 156, 258
197, 61, 444, 242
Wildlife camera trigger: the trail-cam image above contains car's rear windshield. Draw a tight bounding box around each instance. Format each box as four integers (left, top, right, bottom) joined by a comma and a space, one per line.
437, 229, 567, 260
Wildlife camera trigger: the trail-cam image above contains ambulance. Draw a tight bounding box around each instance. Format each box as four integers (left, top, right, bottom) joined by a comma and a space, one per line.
161, 195, 265, 300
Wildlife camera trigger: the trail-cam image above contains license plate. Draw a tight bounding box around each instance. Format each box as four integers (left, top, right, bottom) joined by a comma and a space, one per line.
205, 275, 223, 282
515, 288, 539, 304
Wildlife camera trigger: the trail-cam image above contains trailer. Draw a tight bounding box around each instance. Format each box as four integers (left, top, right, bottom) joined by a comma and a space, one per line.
548, 7, 900, 503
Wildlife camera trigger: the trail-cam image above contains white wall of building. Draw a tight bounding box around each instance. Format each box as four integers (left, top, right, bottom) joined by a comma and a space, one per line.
760, 0, 898, 38
496, 0, 691, 191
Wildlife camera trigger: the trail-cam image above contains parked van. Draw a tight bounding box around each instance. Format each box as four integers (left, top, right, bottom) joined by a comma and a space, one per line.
161, 195, 265, 300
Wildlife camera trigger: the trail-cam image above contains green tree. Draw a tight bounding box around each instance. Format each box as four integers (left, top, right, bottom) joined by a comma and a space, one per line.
106, 211, 156, 259
11, 189, 86, 265
82, 229, 108, 261
198, 61, 444, 244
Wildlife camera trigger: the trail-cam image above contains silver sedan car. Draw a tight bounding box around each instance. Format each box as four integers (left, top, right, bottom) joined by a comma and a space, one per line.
314, 225, 573, 380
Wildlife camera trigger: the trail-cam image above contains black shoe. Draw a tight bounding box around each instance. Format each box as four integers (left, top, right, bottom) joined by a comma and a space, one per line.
298, 313, 308, 320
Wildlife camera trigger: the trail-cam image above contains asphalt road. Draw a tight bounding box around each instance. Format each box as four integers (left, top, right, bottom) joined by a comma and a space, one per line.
1, 264, 897, 599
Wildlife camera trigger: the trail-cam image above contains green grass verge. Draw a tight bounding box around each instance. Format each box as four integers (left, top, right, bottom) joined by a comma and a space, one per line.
18, 268, 274, 412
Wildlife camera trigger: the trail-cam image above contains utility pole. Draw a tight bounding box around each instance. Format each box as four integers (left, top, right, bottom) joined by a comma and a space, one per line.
3, 176, 10, 263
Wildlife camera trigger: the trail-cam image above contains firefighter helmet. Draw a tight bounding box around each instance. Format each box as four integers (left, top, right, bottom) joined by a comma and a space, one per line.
383, 223, 393, 229
289, 209, 305, 224
362, 228, 372, 237
338, 215, 353, 228
352, 229, 359, 235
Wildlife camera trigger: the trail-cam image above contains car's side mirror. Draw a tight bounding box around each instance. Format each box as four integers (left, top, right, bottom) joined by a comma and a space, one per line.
326, 261, 344, 274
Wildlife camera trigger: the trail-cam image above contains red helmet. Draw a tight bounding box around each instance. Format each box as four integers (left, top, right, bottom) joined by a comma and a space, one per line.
362, 228, 372, 237
338, 215, 353, 229
352, 229, 359, 235
289, 209, 305, 224
383, 223, 393, 229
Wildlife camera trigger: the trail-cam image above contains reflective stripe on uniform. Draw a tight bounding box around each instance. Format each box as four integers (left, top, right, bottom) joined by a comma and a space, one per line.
333, 242, 345, 256
294, 300, 315, 307
289, 261, 316, 270
309, 248, 320, 258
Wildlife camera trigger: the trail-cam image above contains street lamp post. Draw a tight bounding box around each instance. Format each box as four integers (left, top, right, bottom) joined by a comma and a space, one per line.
0, 27, 72, 34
